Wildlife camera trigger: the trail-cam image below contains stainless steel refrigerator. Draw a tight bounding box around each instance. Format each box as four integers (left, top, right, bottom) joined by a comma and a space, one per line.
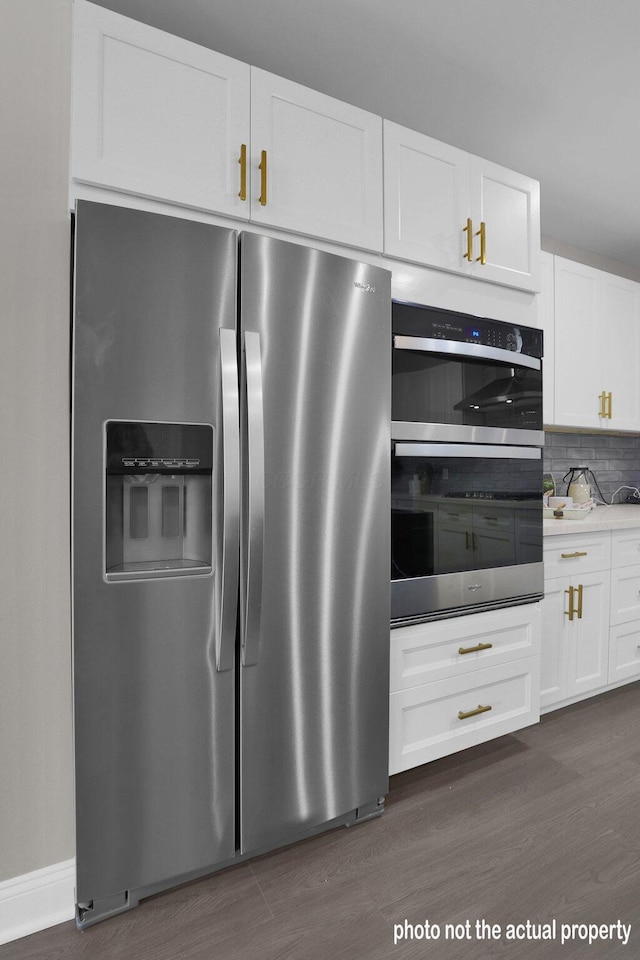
72, 200, 391, 927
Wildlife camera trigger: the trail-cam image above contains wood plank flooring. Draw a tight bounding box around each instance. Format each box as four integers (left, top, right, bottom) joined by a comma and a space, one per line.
4, 682, 640, 960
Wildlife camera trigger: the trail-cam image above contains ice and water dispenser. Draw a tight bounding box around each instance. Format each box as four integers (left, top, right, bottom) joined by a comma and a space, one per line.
105, 421, 213, 579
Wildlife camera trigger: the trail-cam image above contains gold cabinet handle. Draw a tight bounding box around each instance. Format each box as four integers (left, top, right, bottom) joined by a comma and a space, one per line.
577, 583, 583, 619
238, 143, 247, 201
258, 149, 268, 206
607, 392, 613, 419
458, 642, 493, 655
561, 551, 587, 559
458, 703, 492, 720
565, 584, 583, 620
475, 221, 486, 264
565, 585, 575, 621
599, 391, 607, 418
462, 217, 473, 261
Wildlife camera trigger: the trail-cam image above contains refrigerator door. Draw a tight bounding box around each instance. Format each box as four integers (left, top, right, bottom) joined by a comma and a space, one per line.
239, 234, 391, 853
72, 202, 238, 918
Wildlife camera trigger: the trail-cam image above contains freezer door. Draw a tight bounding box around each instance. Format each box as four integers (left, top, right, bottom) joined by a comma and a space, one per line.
239, 234, 391, 853
72, 202, 238, 912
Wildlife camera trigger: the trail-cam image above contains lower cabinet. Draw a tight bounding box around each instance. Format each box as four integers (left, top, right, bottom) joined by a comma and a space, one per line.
541, 526, 640, 712
389, 604, 541, 775
540, 570, 610, 708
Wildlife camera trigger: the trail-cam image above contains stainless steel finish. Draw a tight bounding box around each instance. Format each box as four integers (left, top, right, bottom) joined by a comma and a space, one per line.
394, 442, 542, 460
241, 331, 265, 668
239, 233, 390, 855
391, 562, 544, 624
393, 334, 541, 371
217, 328, 240, 672
391, 420, 545, 447
73, 202, 237, 906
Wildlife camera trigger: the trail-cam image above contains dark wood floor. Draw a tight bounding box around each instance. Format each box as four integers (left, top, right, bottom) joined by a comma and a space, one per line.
5, 682, 640, 960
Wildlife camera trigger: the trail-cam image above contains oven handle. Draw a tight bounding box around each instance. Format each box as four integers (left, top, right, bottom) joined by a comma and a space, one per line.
393, 335, 541, 371
393, 443, 541, 460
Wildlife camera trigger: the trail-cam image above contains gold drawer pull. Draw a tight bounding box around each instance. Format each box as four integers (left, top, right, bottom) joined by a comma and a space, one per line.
561, 551, 588, 559
475, 221, 486, 264
458, 704, 492, 721
458, 642, 493, 655
238, 143, 247, 200
258, 149, 268, 206
462, 217, 473, 261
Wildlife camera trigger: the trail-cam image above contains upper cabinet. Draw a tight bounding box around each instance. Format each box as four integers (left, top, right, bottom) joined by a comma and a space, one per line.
553, 257, 640, 431
383, 122, 541, 292
71, 1, 383, 251
71, 1, 251, 219
248, 69, 383, 251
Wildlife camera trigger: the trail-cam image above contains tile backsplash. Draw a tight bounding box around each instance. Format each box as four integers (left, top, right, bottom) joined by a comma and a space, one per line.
544, 431, 640, 502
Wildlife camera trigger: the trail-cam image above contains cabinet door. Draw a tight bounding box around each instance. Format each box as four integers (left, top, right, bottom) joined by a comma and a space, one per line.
553, 258, 602, 429
250, 69, 383, 251
566, 570, 610, 698
469, 156, 540, 292
72, 1, 251, 218
383, 122, 470, 271
610, 563, 640, 626
609, 622, 640, 684
600, 274, 640, 431
540, 577, 570, 709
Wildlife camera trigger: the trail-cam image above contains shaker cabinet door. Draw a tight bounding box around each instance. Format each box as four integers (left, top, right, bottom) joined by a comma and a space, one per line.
383, 122, 470, 271
249, 68, 383, 251
469, 155, 540, 292
72, 0, 251, 218
600, 273, 640, 431
553, 258, 602, 430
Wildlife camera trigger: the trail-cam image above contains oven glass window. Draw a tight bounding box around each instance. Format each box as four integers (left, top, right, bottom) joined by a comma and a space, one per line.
391, 449, 542, 581
392, 349, 542, 431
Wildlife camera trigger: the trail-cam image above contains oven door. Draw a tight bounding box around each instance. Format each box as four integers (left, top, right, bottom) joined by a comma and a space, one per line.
392, 335, 543, 446
391, 441, 543, 625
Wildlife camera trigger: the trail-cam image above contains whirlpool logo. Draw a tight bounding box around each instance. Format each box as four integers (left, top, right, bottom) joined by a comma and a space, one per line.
353, 280, 376, 294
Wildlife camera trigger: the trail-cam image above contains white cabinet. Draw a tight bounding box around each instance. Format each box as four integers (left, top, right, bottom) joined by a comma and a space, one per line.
71, 0, 251, 219
609, 529, 640, 684
553, 257, 640, 431
389, 604, 540, 775
71, 1, 383, 251
249, 69, 383, 250
383, 121, 540, 292
541, 532, 611, 709
541, 569, 610, 708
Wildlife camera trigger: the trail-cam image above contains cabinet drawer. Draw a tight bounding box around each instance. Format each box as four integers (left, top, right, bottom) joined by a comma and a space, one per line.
612, 528, 640, 568
543, 532, 611, 579
389, 657, 540, 775
390, 604, 540, 691
610, 564, 640, 625
609, 623, 640, 684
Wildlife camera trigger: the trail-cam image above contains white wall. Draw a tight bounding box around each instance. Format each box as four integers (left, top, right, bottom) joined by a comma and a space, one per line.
0, 0, 74, 883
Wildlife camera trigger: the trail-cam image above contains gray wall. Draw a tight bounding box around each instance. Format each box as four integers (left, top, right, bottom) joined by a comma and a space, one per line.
0, 0, 74, 882
544, 431, 640, 503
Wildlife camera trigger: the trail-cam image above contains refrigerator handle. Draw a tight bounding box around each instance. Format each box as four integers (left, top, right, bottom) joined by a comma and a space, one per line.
217, 328, 240, 672
242, 331, 265, 666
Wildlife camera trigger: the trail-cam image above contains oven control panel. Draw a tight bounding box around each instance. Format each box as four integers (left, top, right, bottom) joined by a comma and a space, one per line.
392, 301, 543, 359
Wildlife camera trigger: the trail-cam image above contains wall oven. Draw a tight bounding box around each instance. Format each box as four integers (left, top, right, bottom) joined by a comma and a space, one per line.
391, 301, 544, 625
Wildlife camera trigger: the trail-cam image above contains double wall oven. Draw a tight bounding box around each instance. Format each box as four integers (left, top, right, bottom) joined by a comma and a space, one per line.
391, 300, 544, 625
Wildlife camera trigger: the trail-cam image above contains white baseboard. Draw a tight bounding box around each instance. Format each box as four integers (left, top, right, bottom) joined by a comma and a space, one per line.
0, 858, 75, 946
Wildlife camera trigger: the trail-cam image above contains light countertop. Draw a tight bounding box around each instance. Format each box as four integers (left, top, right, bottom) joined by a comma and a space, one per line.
544, 503, 640, 536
